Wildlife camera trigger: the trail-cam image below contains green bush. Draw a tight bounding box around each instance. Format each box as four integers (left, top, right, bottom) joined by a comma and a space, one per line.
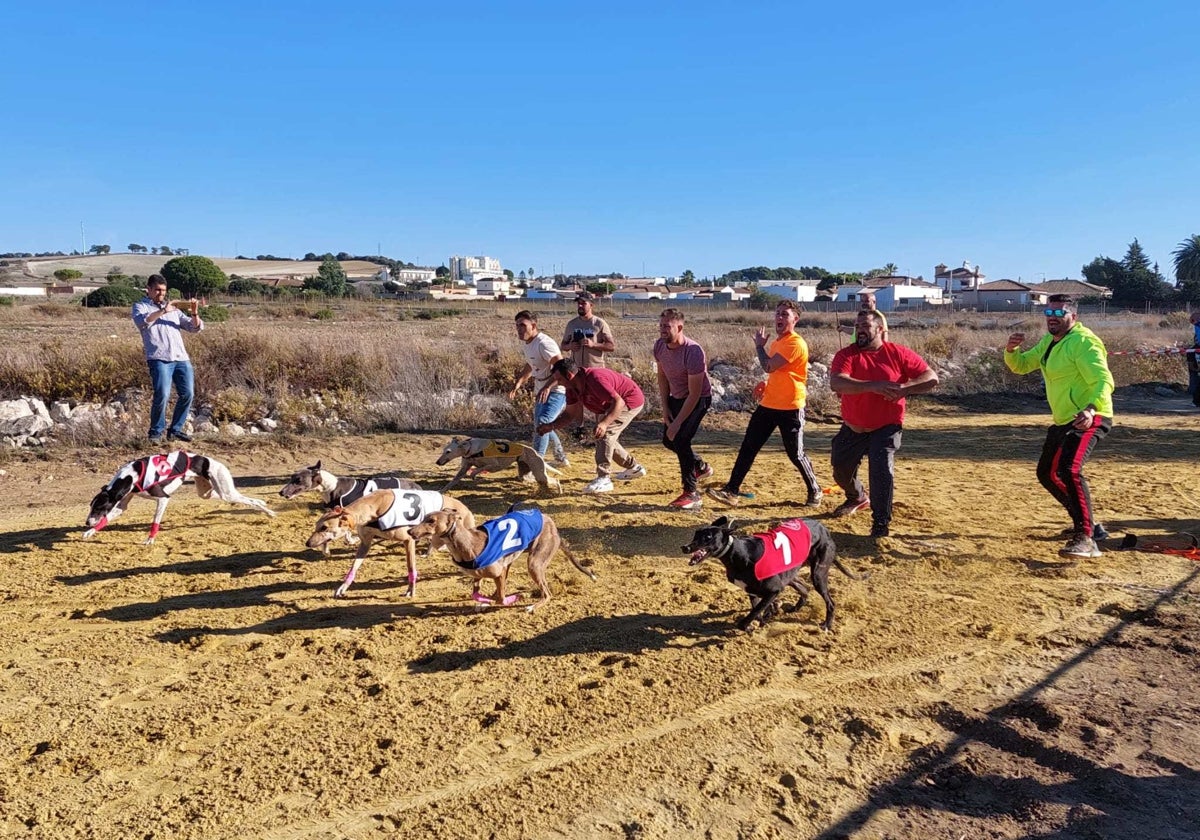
82, 285, 142, 307
199, 304, 230, 322
0, 296, 13, 307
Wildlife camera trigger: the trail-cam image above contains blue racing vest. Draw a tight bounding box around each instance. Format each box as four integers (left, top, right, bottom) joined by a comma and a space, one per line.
472, 509, 544, 569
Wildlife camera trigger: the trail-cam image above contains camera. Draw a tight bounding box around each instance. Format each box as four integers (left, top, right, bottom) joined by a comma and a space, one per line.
572, 329, 585, 342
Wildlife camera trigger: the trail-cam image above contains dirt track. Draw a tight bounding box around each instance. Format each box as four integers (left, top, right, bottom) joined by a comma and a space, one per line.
2, 400, 1199, 839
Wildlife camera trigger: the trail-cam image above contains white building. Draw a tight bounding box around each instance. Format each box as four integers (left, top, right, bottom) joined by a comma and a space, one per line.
934, 262, 984, 295
836, 279, 944, 311
449, 255, 503, 285
475, 277, 512, 298
392, 267, 437, 284
759, 282, 820, 303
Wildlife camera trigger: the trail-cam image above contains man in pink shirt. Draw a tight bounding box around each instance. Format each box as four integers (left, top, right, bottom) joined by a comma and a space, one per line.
829, 310, 939, 538
539, 358, 648, 494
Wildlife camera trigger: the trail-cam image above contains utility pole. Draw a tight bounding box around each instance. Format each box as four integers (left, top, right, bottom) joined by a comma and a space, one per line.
80, 221, 86, 254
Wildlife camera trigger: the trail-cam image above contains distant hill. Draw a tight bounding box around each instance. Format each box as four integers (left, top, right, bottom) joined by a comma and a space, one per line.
1, 254, 386, 285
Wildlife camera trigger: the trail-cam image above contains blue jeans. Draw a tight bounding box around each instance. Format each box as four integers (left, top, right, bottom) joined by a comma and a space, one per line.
532, 390, 566, 460
147, 359, 195, 438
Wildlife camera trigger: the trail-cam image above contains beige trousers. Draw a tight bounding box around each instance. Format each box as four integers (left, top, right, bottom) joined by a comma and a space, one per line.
595, 403, 643, 476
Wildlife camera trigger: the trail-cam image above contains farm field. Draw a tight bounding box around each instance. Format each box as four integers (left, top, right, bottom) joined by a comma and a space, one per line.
2, 399, 1199, 839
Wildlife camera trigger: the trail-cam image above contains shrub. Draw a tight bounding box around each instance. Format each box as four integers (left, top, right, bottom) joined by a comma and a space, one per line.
82, 285, 142, 307
0, 296, 13, 307
53, 269, 83, 282
199, 304, 229, 322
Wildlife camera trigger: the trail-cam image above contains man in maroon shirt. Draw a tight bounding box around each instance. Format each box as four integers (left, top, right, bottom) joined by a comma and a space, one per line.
829, 310, 939, 538
539, 358, 648, 494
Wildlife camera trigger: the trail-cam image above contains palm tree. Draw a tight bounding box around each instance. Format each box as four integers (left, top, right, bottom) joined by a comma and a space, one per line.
1173, 234, 1200, 284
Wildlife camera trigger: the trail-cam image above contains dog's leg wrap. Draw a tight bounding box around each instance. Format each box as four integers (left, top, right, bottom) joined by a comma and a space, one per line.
148, 522, 161, 539
472, 592, 495, 605
408, 571, 418, 586
93, 516, 109, 532
501, 593, 520, 606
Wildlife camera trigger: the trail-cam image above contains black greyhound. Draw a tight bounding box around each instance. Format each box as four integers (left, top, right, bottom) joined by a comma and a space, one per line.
683, 516, 867, 632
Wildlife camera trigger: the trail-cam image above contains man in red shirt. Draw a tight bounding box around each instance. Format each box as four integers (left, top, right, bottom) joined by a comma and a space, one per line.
539, 358, 648, 494
829, 310, 939, 538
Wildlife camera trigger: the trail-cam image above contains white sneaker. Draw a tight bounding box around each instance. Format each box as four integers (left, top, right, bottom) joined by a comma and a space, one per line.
583, 476, 614, 494
614, 465, 647, 481
550, 455, 570, 468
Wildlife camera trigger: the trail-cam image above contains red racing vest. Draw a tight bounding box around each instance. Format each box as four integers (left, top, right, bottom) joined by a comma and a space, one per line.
751, 519, 812, 580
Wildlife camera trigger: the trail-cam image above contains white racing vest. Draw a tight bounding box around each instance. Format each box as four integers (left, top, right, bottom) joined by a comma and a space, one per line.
369, 490, 445, 531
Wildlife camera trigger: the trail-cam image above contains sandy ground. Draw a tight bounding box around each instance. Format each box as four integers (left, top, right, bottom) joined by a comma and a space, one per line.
2, 397, 1199, 840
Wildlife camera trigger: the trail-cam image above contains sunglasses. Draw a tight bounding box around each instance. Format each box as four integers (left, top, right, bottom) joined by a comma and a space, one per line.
1043, 308, 1071, 317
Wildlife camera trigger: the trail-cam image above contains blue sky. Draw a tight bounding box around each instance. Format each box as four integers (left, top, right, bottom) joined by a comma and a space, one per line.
2, 1, 1197, 282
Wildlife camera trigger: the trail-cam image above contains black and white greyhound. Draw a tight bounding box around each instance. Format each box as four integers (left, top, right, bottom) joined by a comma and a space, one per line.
279, 460, 421, 508
84, 451, 275, 544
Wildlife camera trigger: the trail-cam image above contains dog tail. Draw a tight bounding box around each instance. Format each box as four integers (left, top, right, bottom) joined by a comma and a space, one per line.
833, 558, 870, 581
560, 539, 597, 581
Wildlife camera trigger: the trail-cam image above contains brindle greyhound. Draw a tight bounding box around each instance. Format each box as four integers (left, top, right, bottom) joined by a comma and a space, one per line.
410, 506, 594, 611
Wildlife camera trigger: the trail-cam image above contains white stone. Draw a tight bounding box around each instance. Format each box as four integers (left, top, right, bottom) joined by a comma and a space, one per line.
258, 417, 278, 431
224, 423, 246, 437
0, 400, 33, 424
49, 401, 72, 422
0, 413, 53, 437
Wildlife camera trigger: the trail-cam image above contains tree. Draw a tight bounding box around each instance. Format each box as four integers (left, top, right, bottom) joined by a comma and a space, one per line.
435, 265, 450, 279
1173, 234, 1200, 305
585, 282, 615, 297
1117, 238, 1170, 303
302, 254, 348, 296
53, 268, 83, 282
160, 246, 173, 256
503, 268, 514, 280
1081, 256, 1124, 289
884, 262, 899, 276
88, 244, 111, 255
160, 255, 229, 298
128, 243, 145, 254
528, 267, 535, 281
679, 269, 696, 286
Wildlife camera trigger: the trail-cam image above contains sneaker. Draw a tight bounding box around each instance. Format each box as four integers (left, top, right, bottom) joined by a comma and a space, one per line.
693, 462, 714, 481
1059, 533, 1102, 558
804, 492, 823, 508
669, 491, 703, 510
870, 523, 890, 538
614, 465, 647, 481
706, 486, 740, 506
168, 431, 193, 443
148, 434, 165, 445
833, 496, 870, 517
550, 455, 571, 468
583, 476, 614, 494
1057, 523, 1110, 540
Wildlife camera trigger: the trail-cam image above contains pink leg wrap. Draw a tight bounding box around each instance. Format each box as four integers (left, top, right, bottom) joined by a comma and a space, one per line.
501, 594, 520, 606
472, 592, 494, 605
148, 523, 161, 539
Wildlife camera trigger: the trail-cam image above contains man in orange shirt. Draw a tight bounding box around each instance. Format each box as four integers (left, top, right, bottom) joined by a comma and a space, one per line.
707, 301, 823, 507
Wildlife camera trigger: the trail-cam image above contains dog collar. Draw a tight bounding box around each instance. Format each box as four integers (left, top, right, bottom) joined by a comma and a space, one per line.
713, 533, 735, 560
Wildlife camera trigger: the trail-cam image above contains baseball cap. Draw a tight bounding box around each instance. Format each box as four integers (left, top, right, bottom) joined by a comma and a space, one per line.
575, 291, 594, 301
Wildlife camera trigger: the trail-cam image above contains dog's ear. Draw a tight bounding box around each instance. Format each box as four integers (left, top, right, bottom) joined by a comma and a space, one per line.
313, 460, 322, 472
111, 475, 134, 500
711, 515, 732, 529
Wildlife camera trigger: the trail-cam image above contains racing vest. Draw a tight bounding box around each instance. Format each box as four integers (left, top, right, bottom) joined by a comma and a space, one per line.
471, 509, 544, 569
469, 440, 530, 461
134, 451, 192, 493
368, 490, 444, 531
336, 477, 412, 508
751, 519, 812, 581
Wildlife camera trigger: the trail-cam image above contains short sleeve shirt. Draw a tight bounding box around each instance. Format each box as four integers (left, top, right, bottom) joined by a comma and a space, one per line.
522, 332, 566, 394
830, 342, 930, 429
563, 315, 613, 368
653, 336, 712, 399
760, 332, 809, 410
566, 367, 645, 414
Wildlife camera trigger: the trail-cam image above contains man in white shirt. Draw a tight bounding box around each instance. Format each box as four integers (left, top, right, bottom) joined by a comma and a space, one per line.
508, 310, 570, 466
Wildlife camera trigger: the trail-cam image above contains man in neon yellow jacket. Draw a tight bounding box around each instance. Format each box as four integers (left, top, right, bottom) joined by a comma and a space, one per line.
1005, 294, 1115, 559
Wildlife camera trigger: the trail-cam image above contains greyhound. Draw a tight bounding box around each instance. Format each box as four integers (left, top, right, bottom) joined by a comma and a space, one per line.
435, 437, 562, 495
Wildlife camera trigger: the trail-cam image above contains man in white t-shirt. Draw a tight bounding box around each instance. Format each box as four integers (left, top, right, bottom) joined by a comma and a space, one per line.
508, 310, 570, 466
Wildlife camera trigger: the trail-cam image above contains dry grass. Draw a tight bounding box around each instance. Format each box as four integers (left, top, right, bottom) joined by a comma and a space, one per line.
0, 301, 1192, 435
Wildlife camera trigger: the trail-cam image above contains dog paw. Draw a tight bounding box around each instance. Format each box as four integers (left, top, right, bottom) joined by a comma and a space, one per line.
82, 528, 96, 539
143, 537, 157, 546
333, 586, 349, 598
